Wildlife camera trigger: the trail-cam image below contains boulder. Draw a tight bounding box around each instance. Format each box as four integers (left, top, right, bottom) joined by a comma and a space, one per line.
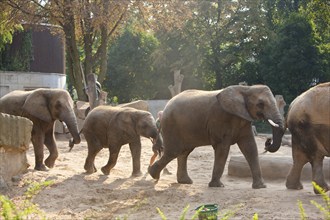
0, 113, 32, 188
228, 154, 330, 180
118, 100, 149, 111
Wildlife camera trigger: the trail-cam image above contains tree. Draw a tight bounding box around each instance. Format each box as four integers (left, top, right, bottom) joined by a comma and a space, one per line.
105, 25, 160, 103
0, 2, 23, 51
259, 13, 325, 103
3, 0, 192, 101
178, 0, 271, 89
302, 0, 330, 81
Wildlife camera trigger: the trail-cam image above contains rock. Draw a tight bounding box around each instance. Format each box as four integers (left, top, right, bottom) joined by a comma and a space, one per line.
0, 113, 33, 183
228, 154, 330, 180
11, 175, 22, 182
0, 113, 32, 150
0, 176, 8, 191
75, 101, 90, 119
118, 100, 149, 111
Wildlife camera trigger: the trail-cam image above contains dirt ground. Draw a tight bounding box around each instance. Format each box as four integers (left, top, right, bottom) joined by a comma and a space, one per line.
3, 134, 329, 220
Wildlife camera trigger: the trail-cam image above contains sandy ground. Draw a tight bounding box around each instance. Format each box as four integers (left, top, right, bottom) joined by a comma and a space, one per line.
4, 134, 329, 220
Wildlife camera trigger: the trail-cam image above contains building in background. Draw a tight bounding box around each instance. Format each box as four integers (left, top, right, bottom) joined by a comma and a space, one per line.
0, 23, 66, 97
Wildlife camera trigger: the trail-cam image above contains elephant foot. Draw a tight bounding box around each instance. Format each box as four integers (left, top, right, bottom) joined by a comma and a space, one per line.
45, 158, 55, 168
208, 180, 224, 187
162, 167, 172, 175
131, 171, 143, 177
84, 163, 97, 174
286, 179, 303, 190
313, 183, 329, 194
34, 164, 48, 171
148, 164, 161, 180
252, 180, 267, 189
101, 166, 111, 175
177, 176, 193, 184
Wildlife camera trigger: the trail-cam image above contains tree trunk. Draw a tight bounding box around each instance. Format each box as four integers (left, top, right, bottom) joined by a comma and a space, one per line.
168, 70, 184, 97
97, 25, 108, 84
62, 2, 87, 101
81, 1, 93, 78
86, 73, 99, 110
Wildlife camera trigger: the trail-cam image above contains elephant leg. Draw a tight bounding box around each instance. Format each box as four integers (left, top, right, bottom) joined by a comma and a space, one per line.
129, 140, 142, 177
148, 154, 176, 180
237, 133, 266, 189
311, 155, 329, 193
177, 149, 194, 184
286, 139, 308, 190
101, 147, 120, 175
209, 144, 230, 187
31, 127, 47, 171
44, 128, 58, 168
84, 144, 102, 174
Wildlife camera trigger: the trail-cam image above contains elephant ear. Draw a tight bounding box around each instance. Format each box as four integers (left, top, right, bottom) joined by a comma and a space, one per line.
216, 85, 254, 122
116, 109, 137, 135
22, 90, 52, 122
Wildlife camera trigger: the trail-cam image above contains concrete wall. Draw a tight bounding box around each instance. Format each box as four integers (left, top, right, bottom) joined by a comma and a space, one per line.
147, 100, 168, 119
0, 71, 66, 97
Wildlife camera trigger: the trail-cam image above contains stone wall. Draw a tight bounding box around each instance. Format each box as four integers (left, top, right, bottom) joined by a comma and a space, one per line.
0, 113, 33, 189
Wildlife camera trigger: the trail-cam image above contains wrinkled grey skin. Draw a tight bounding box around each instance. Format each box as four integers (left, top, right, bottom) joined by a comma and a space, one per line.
286, 82, 330, 194
0, 89, 81, 171
82, 106, 162, 177
149, 85, 285, 189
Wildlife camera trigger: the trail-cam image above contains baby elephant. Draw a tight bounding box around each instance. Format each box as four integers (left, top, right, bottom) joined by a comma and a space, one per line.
82, 105, 162, 177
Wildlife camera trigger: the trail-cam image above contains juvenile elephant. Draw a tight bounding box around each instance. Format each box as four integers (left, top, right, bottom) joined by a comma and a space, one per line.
0, 89, 81, 171
81, 105, 162, 176
286, 82, 330, 193
148, 84, 285, 188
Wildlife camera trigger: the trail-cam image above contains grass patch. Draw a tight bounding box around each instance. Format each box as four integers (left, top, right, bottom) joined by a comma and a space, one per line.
0, 180, 54, 220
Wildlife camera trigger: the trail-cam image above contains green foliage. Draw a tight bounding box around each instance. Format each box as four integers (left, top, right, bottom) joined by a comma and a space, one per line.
258, 12, 326, 103
156, 207, 167, 220
156, 205, 191, 220
310, 182, 330, 219
24, 180, 54, 199
0, 30, 33, 71
105, 24, 160, 103
298, 182, 330, 220
0, 180, 53, 220
298, 200, 307, 220
0, 3, 23, 52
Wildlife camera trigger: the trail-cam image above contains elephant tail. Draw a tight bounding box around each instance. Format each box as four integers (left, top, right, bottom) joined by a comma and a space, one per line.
68, 128, 83, 152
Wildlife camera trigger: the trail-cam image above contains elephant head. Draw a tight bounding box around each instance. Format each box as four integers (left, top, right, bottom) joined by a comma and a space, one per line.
217, 85, 285, 152
135, 111, 161, 145
22, 89, 81, 145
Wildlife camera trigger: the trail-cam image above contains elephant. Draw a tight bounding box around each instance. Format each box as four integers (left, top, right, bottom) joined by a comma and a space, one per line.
148, 84, 285, 189
285, 82, 330, 193
0, 88, 81, 171
81, 105, 163, 176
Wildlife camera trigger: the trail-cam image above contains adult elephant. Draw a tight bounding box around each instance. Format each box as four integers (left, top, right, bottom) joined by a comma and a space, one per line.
81, 105, 162, 177
148, 84, 285, 189
0, 88, 81, 171
286, 82, 330, 193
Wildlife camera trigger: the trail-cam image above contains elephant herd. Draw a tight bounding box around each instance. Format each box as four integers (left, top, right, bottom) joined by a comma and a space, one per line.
0, 82, 329, 194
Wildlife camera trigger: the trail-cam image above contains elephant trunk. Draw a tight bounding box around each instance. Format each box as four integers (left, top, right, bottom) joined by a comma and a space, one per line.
63, 110, 81, 145
152, 133, 163, 156
264, 117, 285, 153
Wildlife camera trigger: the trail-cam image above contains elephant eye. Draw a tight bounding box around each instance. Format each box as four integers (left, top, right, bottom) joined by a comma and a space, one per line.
55, 101, 62, 109
257, 101, 264, 109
